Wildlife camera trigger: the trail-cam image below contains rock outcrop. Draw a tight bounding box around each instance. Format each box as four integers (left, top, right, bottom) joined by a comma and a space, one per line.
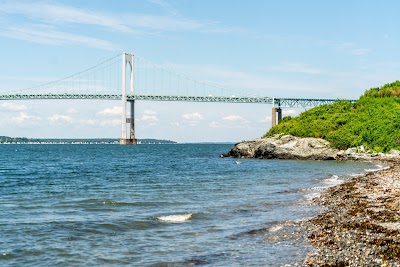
227, 135, 339, 160
225, 135, 400, 161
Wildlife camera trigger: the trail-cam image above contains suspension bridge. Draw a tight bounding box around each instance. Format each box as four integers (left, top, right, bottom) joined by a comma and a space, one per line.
0, 52, 354, 144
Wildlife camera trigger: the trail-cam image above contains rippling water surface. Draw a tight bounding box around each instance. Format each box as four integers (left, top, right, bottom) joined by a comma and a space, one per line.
0, 144, 373, 266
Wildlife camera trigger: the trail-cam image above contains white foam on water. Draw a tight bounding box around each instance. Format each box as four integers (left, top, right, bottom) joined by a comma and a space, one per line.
302, 186, 327, 201
322, 174, 344, 186
365, 164, 390, 173
365, 168, 379, 172
304, 191, 322, 201
157, 213, 193, 223
269, 224, 284, 232
303, 175, 345, 201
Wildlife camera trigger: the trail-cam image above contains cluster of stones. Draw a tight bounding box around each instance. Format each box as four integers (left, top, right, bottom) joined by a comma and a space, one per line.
338, 146, 400, 161
225, 135, 400, 265
303, 158, 400, 266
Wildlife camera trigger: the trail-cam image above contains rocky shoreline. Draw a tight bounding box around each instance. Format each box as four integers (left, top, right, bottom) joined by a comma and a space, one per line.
303, 157, 400, 266
226, 135, 400, 266
225, 135, 399, 161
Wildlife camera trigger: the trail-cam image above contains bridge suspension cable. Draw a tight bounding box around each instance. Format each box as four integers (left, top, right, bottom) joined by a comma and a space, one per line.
133, 55, 261, 98
4, 52, 263, 99
3, 54, 121, 96
0, 52, 355, 108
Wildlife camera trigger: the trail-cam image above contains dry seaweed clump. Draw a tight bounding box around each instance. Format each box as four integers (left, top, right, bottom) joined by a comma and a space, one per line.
304, 160, 400, 266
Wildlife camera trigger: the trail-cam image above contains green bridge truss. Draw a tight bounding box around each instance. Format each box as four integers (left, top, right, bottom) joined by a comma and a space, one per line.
0, 93, 356, 107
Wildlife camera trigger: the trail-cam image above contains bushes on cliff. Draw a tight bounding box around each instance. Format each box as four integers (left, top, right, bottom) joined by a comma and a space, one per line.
265, 82, 400, 152
362, 80, 400, 98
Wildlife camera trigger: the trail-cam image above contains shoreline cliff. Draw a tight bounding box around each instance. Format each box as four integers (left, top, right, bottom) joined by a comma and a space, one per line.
224, 134, 397, 161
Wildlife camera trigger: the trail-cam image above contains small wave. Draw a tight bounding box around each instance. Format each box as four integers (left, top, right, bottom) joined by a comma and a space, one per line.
269, 224, 284, 232
304, 191, 322, 201
303, 175, 344, 201
157, 213, 192, 223
365, 164, 390, 173
365, 168, 388, 172
322, 174, 344, 186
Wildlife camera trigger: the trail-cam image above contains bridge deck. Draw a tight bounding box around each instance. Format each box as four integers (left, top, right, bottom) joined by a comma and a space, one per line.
0, 93, 355, 107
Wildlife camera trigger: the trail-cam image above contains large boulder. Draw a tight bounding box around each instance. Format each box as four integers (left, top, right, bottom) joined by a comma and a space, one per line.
228, 135, 339, 160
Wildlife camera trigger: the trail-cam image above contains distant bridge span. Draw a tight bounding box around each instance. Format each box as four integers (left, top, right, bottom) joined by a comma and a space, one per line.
0, 53, 356, 144
0, 93, 353, 107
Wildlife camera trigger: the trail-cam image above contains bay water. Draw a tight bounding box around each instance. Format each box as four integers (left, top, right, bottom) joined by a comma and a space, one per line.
0, 144, 373, 266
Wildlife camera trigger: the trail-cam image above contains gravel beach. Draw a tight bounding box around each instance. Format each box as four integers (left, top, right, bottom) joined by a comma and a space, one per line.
304, 156, 400, 266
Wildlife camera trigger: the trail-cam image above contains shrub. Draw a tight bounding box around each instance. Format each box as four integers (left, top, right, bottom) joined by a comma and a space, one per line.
264, 83, 400, 152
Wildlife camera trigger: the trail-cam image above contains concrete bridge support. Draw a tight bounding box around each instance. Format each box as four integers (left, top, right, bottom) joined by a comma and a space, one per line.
120, 53, 137, 145
271, 107, 282, 127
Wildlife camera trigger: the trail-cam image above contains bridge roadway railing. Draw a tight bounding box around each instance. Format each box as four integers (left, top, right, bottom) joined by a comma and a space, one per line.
0, 93, 356, 108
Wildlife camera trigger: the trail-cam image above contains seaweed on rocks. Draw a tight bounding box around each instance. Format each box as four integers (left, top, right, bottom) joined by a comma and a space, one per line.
304, 158, 400, 266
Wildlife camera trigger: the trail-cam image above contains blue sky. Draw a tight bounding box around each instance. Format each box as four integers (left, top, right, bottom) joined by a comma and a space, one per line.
0, 0, 399, 142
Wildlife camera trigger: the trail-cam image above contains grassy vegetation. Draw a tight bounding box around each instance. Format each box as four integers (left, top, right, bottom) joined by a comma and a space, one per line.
265, 81, 400, 152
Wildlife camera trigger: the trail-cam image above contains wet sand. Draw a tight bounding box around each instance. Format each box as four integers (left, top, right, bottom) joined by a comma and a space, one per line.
304, 157, 400, 266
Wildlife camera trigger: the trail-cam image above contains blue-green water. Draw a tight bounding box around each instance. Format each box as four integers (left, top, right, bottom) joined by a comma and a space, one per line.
0, 144, 373, 266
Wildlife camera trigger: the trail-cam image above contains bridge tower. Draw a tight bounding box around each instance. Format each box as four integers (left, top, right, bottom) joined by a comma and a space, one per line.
120, 52, 137, 145
271, 98, 282, 127
271, 107, 282, 127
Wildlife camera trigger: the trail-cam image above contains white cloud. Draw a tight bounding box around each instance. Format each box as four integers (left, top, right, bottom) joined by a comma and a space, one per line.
182, 112, 204, 121
48, 114, 73, 123
143, 109, 157, 115
139, 110, 159, 122
66, 108, 78, 114
0, 2, 247, 38
222, 115, 245, 122
12, 112, 41, 124
98, 106, 122, 116
1, 102, 27, 111
0, 25, 118, 51
147, 0, 178, 15
259, 116, 272, 123
78, 119, 120, 127
98, 108, 158, 122
0, 0, 259, 57
283, 109, 298, 116
0, 2, 131, 33
140, 114, 159, 122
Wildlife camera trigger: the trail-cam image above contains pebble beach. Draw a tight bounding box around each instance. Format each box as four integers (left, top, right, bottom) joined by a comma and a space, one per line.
304, 156, 400, 266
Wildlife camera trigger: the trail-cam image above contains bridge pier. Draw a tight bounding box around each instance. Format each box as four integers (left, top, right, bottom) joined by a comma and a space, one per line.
271, 107, 282, 127
120, 52, 137, 145
120, 101, 137, 144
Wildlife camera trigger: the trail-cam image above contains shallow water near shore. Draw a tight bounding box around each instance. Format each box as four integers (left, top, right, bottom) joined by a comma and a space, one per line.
0, 144, 374, 266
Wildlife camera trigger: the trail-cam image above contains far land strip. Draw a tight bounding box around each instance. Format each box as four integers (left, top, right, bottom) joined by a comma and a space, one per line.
225, 81, 400, 266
